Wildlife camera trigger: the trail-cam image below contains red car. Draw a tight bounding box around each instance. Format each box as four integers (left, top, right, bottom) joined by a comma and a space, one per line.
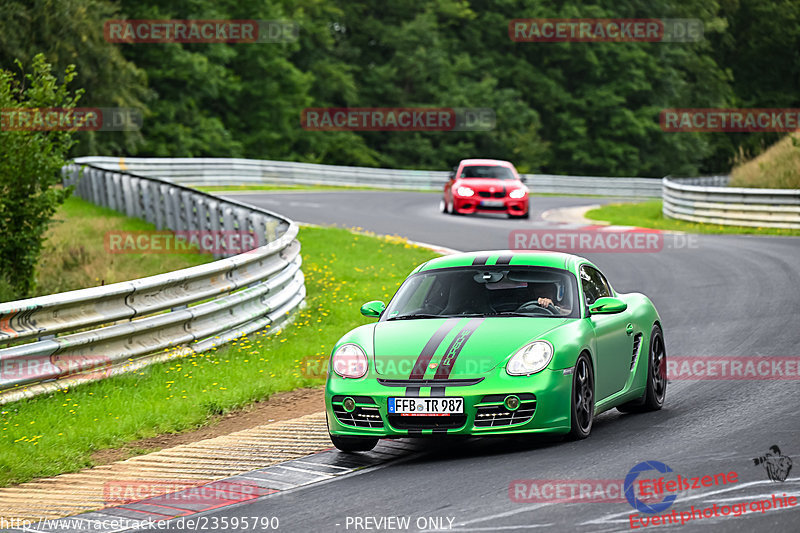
441, 159, 529, 219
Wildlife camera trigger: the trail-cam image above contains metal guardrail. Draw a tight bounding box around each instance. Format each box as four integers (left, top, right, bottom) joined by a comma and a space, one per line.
663, 176, 800, 229
75, 156, 663, 198
0, 164, 306, 401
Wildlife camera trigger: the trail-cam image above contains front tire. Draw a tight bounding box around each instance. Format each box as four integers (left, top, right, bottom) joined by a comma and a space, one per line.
330, 434, 378, 452
617, 324, 667, 413
567, 353, 594, 440
440, 198, 450, 214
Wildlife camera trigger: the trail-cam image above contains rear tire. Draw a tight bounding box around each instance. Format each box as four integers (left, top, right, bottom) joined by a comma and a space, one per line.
617, 324, 667, 413
330, 434, 378, 452
567, 353, 594, 440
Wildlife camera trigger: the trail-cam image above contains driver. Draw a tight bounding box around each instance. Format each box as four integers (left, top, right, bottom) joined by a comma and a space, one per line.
533, 283, 560, 310
537, 296, 556, 308
486, 280, 564, 314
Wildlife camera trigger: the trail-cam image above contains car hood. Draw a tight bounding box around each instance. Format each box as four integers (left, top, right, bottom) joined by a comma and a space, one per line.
372, 317, 568, 379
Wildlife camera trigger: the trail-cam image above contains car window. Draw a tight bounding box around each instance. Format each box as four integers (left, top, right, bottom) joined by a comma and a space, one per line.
594, 269, 612, 296
383, 266, 580, 319
580, 265, 611, 306
408, 275, 437, 310
459, 165, 515, 180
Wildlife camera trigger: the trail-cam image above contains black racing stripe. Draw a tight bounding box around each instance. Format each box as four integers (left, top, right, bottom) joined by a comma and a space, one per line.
430, 387, 445, 397
432, 428, 448, 434
433, 318, 485, 380
408, 318, 460, 381
405, 387, 420, 397
407, 429, 423, 437
495, 254, 513, 265
471, 253, 492, 266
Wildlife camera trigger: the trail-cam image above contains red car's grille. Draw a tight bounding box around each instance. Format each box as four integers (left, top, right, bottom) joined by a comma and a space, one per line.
477, 190, 505, 198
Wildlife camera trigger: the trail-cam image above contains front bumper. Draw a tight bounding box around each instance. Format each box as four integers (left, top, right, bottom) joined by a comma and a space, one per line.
325, 368, 572, 437
453, 197, 528, 216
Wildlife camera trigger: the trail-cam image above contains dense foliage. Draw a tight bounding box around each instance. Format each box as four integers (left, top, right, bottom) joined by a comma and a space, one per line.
0, 54, 79, 298
2, 0, 799, 176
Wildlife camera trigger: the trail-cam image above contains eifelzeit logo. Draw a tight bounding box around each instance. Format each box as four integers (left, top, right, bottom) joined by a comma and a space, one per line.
753, 445, 793, 482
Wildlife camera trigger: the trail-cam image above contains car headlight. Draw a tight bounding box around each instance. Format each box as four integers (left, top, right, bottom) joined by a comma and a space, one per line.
506, 341, 553, 375
456, 186, 475, 197
331, 343, 368, 378
509, 188, 527, 199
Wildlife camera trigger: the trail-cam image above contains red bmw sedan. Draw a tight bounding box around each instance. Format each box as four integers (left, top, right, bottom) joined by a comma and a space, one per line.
441, 159, 529, 219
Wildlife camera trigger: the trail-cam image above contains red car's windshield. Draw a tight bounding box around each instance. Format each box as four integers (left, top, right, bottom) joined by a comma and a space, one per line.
460, 165, 516, 179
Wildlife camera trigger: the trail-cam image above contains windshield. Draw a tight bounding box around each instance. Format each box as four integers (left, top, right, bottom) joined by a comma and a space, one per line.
383, 266, 579, 320
459, 165, 516, 179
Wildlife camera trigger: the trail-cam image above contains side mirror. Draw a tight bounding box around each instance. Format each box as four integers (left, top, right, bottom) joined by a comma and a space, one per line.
520, 175, 528, 184
588, 297, 627, 315
450, 166, 457, 180
360, 300, 386, 318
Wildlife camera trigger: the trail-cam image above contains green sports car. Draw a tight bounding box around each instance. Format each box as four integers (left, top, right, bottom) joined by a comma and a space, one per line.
325, 250, 666, 452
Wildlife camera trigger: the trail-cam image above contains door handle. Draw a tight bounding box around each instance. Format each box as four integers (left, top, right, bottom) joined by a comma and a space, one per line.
626, 324, 634, 336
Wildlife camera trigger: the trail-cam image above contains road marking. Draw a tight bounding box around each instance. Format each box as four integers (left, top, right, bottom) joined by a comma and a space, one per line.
443, 525, 554, 532
427, 502, 555, 531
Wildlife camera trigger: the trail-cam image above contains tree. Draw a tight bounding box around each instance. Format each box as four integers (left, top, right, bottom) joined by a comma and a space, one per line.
0, 0, 149, 156
0, 54, 80, 299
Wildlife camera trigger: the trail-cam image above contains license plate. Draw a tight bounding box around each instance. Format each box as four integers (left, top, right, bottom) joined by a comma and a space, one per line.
480, 200, 504, 207
388, 397, 464, 415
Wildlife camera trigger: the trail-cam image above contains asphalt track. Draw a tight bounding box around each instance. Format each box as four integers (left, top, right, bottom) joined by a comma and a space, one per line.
145, 191, 800, 532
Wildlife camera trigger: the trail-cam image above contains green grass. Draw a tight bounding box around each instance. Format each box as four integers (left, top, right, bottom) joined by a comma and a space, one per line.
0, 226, 439, 487
585, 200, 800, 236
33, 197, 213, 296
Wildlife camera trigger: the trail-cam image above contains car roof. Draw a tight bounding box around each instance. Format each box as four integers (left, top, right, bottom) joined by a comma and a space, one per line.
415, 250, 588, 273
458, 159, 515, 167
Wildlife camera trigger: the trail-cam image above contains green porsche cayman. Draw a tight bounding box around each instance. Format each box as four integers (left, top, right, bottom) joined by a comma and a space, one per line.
325, 250, 666, 452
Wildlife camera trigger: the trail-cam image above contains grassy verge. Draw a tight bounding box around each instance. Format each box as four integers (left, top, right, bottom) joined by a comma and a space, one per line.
730, 132, 800, 189
0, 226, 439, 487
34, 197, 213, 296
585, 200, 800, 237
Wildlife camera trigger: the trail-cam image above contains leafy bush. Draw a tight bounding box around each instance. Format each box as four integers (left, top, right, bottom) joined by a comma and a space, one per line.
0, 54, 81, 299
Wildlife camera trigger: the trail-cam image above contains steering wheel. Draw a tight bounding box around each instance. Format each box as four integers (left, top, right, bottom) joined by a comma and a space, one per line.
515, 301, 558, 316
